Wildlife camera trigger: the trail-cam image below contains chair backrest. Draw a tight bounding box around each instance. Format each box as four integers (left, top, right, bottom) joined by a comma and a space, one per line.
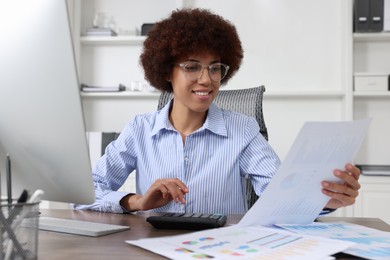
157, 86, 268, 209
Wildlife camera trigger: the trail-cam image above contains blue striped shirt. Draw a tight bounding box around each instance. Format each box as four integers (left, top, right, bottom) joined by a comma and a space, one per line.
76, 100, 281, 214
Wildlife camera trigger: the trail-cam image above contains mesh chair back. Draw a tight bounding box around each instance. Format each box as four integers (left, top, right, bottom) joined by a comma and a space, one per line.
157, 86, 268, 209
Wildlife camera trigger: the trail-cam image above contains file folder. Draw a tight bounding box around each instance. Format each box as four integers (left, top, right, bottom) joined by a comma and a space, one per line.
370, 0, 384, 31
354, 0, 370, 32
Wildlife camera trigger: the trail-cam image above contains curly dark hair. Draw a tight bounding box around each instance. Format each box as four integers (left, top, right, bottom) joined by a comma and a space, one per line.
140, 8, 243, 92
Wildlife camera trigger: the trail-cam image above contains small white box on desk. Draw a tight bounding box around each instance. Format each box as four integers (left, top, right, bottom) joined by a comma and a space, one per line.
354, 73, 389, 91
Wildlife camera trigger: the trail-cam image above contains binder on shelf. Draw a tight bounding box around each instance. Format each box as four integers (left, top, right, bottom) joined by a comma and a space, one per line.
141, 23, 155, 36
354, 0, 370, 32
370, 0, 385, 32
354, 0, 384, 32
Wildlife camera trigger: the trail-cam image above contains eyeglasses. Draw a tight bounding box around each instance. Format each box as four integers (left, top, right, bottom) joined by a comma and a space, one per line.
176, 61, 230, 82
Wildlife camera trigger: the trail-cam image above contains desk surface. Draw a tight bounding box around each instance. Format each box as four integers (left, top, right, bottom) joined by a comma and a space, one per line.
38, 209, 390, 260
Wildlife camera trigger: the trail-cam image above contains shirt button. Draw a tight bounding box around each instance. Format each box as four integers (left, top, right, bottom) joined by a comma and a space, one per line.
184, 157, 189, 162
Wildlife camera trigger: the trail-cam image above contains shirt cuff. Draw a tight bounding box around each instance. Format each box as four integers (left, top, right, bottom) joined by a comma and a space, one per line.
104, 191, 133, 213
319, 208, 337, 215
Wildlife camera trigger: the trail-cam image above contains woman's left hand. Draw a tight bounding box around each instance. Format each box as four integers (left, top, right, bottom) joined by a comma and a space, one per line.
322, 163, 361, 209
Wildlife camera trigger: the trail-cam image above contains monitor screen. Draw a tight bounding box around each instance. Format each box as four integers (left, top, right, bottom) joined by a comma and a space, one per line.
0, 0, 95, 204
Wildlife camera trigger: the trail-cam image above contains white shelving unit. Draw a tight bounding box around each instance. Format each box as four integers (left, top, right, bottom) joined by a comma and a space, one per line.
352, 29, 390, 165
350, 12, 390, 223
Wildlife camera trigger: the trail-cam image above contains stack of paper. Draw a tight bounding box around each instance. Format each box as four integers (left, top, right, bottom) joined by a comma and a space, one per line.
80, 84, 126, 92
85, 27, 117, 36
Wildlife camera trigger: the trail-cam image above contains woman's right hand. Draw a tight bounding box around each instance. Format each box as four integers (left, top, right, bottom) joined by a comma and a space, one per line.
121, 178, 189, 212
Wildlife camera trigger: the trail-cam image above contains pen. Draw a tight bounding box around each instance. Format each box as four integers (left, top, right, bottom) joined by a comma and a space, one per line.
7, 189, 29, 220
27, 189, 44, 204
17, 189, 29, 204
6, 154, 12, 205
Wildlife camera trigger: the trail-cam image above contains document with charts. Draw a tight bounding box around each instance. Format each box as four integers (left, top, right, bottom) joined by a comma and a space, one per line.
277, 221, 390, 260
127, 224, 354, 260
239, 118, 371, 226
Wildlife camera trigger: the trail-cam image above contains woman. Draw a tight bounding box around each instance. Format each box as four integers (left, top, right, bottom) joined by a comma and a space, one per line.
76, 8, 361, 214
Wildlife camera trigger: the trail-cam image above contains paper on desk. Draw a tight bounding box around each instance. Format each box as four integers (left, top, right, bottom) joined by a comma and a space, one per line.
239, 118, 371, 227
276, 221, 390, 260
126, 224, 355, 260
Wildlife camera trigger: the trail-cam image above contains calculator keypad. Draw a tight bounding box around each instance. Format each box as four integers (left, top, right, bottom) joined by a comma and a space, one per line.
146, 212, 227, 230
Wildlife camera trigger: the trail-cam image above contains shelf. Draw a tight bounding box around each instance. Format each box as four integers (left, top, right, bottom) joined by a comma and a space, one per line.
80, 35, 146, 45
353, 92, 390, 97
264, 90, 345, 98
80, 91, 160, 98
354, 72, 389, 76
360, 175, 390, 183
353, 32, 390, 42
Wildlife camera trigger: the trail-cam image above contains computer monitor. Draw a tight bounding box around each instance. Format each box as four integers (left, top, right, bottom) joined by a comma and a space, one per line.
0, 0, 95, 205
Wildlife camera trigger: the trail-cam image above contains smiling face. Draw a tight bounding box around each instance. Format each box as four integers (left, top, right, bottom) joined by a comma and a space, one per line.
170, 51, 221, 115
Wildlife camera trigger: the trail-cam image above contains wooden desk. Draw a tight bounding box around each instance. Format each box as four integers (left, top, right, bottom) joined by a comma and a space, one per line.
38, 209, 390, 260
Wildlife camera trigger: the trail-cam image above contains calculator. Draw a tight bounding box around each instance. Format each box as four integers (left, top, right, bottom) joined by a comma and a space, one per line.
146, 212, 227, 230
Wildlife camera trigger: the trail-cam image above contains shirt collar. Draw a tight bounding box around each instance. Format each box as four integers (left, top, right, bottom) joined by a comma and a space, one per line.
151, 99, 175, 136
151, 99, 228, 137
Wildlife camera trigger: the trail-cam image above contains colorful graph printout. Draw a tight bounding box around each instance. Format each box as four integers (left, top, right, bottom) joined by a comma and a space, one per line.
277, 221, 390, 260
127, 225, 354, 259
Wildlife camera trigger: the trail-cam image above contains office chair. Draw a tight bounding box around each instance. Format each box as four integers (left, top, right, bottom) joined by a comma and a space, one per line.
157, 86, 268, 209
